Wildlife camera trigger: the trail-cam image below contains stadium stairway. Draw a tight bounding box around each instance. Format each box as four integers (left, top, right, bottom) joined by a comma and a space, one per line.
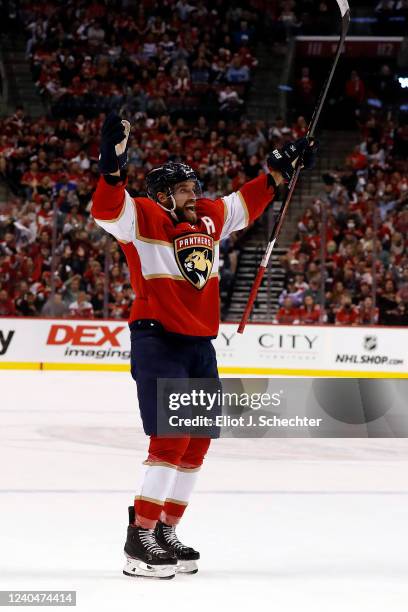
246, 41, 286, 122
0, 183, 9, 205
224, 200, 287, 323
0, 34, 45, 203
1, 35, 46, 118
280, 130, 360, 241
224, 130, 359, 322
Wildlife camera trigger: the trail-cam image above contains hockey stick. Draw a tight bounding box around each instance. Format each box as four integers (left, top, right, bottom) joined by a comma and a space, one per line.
237, 0, 351, 334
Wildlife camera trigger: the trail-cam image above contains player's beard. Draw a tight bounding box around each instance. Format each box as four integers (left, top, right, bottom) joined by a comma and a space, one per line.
175, 200, 197, 224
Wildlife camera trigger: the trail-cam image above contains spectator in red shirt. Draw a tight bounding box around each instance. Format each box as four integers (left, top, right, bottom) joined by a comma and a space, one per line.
275, 296, 300, 325
346, 145, 367, 171
335, 293, 359, 326
0, 289, 16, 316
21, 161, 42, 199
358, 296, 379, 325
292, 115, 308, 139
345, 70, 366, 105
109, 291, 131, 320
298, 295, 322, 324
296, 67, 315, 115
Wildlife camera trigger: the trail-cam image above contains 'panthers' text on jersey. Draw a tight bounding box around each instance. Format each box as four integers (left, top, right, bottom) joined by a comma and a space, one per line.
91, 175, 275, 337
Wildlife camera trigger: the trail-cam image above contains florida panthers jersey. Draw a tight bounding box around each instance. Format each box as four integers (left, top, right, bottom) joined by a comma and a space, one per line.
91, 174, 275, 337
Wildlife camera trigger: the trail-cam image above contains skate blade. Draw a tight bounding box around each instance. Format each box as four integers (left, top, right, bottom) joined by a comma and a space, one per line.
123, 557, 176, 579
176, 560, 198, 574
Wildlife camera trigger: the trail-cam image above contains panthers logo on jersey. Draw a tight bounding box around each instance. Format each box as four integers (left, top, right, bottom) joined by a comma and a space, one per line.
174, 233, 214, 289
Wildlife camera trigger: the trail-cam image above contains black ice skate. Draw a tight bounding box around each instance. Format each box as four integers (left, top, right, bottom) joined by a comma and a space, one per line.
155, 520, 200, 574
123, 507, 177, 580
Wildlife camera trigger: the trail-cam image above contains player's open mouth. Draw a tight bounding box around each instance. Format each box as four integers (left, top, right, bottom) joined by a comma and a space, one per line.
185, 204, 196, 211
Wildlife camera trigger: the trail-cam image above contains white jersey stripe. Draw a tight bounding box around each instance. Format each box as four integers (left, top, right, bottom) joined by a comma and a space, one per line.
136, 238, 182, 278
95, 189, 220, 281
136, 239, 220, 280
220, 190, 249, 239
93, 190, 136, 243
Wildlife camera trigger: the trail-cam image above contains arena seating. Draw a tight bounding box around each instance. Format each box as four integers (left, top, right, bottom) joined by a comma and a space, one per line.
0, 0, 266, 319
279, 111, 408, 325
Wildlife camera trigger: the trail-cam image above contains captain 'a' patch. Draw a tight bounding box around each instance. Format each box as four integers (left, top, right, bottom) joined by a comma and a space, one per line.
174, 233, 214, 289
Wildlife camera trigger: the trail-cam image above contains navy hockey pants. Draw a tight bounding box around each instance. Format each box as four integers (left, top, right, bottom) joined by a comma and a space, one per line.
130, 321, 220, 436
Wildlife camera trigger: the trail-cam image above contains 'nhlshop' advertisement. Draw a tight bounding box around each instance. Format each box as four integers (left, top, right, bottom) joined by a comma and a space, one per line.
0, 318, 407, 376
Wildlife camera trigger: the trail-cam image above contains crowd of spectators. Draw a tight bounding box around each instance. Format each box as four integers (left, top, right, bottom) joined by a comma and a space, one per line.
21, 0, 260, 120
280, 44, 407, 326
343, 63, 403, 125
278, 109, 408, 326
278, 52, 407, 326
1, 100, 406, 326
7, 98, 405, 328
0, 104, 295, 320
1, 1, 406, 325
293, 58, 404, 132
0, 0, 269, 320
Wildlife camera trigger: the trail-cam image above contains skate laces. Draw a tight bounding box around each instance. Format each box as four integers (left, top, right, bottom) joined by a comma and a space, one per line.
139, 528, 166, 554
162, 524, 186, 550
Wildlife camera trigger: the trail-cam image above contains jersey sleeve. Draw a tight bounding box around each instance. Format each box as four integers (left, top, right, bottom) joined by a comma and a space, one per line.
220, 173, 276, 239
91, 175, 135, 243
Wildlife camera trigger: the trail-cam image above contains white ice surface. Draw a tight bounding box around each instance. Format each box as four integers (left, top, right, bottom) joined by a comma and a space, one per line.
1, 371, 408, 612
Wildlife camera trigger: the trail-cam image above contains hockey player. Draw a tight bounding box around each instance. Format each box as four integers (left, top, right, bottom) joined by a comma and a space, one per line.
91, 113, 317, 579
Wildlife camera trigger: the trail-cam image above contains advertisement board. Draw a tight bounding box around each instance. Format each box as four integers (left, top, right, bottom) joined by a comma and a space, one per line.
0, 318, 407, 376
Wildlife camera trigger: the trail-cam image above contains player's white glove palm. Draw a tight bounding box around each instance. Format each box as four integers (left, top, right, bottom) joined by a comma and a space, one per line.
115, 120, 130, 157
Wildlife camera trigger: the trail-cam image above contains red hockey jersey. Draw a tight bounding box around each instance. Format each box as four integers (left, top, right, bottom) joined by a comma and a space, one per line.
91, 174, 275, 337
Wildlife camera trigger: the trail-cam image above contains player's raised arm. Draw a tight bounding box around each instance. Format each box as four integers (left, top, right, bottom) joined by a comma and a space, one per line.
220, 137, 317, 239
91, 112, 135, 243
